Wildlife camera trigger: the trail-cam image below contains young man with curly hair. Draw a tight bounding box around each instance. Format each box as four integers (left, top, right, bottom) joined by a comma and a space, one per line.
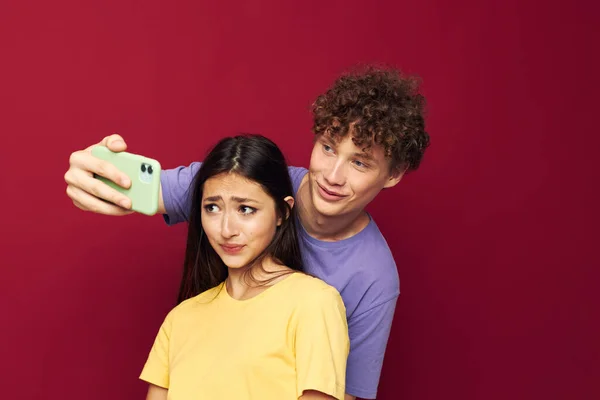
65, 65, 430, 399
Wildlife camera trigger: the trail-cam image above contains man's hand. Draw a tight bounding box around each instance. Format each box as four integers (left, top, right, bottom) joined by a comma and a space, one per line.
64, 134, 134, 215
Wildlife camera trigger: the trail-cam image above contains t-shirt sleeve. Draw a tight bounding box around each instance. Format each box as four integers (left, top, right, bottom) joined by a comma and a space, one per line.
345, 297, 398, 399
295, 286, 350, 400
139, 310, 175, 389
160, 162, 202, 225
287, 166, 308, 194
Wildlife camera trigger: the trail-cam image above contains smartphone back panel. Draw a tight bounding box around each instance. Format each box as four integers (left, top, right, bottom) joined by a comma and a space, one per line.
91, 146, 161, 215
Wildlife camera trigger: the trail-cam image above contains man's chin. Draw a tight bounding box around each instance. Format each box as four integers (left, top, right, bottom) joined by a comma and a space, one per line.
312, 195, 344, 217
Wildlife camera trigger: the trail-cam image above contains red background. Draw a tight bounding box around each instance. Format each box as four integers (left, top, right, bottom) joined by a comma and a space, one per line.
1, 1, 598, 399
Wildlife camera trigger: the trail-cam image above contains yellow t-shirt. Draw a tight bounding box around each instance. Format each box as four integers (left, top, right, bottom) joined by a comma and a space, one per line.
140, 272, 349, 400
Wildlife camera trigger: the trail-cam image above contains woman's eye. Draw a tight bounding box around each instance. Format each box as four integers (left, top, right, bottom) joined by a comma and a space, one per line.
239, 206, 257, 215
204, 204, 219, 213
323, 144, 334, 153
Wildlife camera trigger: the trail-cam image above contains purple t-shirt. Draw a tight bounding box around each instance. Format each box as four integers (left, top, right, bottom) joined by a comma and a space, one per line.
161, 164, 400, 399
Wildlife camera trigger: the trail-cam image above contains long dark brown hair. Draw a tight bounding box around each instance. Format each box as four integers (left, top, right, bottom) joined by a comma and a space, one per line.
176, 134, 303, 303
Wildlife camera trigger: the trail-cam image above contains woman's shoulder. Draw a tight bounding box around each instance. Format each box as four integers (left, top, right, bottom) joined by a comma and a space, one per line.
172, 283, 225, 311
289, 272, 331, 289
283, 274, 347, 324
287, 273, 343, 303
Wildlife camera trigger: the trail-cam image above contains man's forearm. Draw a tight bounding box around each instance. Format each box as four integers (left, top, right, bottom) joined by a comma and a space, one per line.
157, 183, 166, 215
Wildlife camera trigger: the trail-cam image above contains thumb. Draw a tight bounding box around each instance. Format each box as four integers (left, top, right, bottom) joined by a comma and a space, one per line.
103, 133, 128, 152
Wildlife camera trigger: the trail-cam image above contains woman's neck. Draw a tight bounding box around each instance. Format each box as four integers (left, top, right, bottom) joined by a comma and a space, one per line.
225, 257, 292, 300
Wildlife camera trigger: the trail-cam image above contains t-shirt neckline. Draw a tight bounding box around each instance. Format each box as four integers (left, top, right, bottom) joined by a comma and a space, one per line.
220, 272, 301, 304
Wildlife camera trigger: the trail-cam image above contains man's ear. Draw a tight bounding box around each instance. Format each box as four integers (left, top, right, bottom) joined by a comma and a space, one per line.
383, 167, 405, 189
277, 196, 295, 226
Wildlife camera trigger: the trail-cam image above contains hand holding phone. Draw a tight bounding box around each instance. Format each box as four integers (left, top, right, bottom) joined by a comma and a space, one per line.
65, 134, 134, 215
91, 146, 162, 216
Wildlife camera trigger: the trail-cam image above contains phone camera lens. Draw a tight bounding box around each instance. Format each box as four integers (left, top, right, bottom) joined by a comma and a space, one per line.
141, 164, 146, 172
148, 166, 153, 174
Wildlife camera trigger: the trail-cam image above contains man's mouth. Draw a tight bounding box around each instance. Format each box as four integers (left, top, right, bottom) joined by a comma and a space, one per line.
316, 182, 347, 201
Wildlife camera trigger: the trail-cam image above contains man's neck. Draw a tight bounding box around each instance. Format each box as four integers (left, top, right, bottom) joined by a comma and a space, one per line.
296, 174, 370, 242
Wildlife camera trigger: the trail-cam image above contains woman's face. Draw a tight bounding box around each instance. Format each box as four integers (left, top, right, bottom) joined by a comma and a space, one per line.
201, 172, 286, 269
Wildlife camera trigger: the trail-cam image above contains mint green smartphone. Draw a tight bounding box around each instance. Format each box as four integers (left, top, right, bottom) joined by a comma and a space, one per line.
91, 145, 161, 216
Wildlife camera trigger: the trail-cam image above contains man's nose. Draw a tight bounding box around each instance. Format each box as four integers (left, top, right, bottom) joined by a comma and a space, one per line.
323, 159, 346, 186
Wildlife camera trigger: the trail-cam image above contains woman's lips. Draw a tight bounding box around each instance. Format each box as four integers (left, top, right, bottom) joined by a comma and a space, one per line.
220, 244, 245, 254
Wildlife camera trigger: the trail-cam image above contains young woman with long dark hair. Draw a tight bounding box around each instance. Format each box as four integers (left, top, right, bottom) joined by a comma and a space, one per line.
140, 134, 349, 400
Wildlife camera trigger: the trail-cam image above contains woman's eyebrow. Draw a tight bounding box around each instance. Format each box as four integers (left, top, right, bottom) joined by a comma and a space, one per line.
231, 196, 259, 204
203, 195, 259, 204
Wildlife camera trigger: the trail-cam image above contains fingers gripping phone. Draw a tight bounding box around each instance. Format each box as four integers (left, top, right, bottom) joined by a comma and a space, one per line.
91, 145, 161, 216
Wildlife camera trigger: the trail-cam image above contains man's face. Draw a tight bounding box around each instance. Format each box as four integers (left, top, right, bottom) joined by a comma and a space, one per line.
307, 132, 403, 218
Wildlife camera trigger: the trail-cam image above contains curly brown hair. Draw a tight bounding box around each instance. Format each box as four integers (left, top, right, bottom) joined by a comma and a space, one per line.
311, 65, 430, 172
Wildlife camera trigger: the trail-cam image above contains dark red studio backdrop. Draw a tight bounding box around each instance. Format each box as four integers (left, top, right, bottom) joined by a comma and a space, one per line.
0, 0, 598, 399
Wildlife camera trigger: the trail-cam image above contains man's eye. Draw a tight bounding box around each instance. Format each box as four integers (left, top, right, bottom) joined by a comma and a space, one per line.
323, 144, 334, 152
